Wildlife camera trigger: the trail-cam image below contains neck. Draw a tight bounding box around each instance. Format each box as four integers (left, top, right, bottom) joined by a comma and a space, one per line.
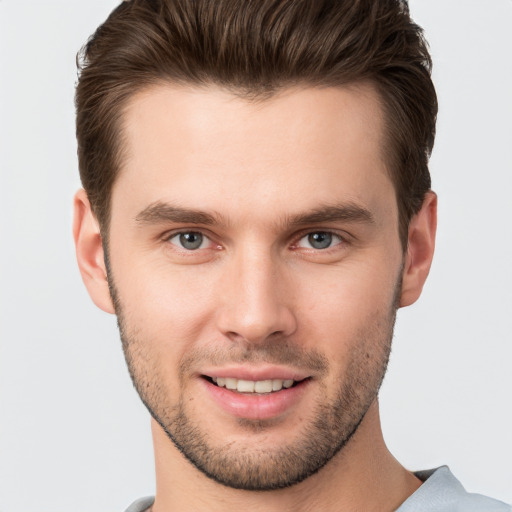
150, 401, 421, 512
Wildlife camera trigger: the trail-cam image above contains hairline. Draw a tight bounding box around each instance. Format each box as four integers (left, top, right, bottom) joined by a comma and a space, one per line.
97, 78, 407, 250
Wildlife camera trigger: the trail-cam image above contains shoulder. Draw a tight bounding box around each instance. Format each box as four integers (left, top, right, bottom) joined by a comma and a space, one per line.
397, 466, 511, 512
124, 496, 155, 512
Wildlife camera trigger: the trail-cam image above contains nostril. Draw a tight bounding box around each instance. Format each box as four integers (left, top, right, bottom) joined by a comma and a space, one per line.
215, 302, 298, 344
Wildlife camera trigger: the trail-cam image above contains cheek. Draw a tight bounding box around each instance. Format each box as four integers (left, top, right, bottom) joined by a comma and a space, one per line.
294, 260, 400, 352
297, 258, 399, 316
114, 267, 221, 402
113, 258, 222, 354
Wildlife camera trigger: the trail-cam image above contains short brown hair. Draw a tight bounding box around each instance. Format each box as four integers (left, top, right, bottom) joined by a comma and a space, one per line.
76, 0, 437, 247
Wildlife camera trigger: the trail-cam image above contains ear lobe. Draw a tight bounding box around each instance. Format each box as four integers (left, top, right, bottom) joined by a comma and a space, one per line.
73, 189, 115, 314
399, 191, 437, 308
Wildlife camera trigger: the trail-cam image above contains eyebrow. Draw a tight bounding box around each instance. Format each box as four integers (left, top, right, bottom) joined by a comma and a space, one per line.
287, 203, 375, 227
135, 202, 219, 225
135, 201, 375, 227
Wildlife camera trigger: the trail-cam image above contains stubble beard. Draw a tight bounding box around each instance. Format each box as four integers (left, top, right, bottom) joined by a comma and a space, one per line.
107, 266, 400, 491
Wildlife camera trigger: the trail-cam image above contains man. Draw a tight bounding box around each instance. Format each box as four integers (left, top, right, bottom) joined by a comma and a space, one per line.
72, 1, 510, 511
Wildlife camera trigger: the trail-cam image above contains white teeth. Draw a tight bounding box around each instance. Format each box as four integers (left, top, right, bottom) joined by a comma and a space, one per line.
225, 378, 237, 390
237, 379, 255, 392
212, 377, 297, 393
254, 380, 273, 393
272, 379, 282, 391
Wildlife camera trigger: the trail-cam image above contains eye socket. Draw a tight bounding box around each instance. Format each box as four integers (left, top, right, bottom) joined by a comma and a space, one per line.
168, 231, 210, 250
296, 231, 343, 250
165, 230, 344, 252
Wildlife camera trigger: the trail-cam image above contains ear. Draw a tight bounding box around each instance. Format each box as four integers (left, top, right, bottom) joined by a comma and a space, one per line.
399, 191, 437, 308
73, 189, 115, 314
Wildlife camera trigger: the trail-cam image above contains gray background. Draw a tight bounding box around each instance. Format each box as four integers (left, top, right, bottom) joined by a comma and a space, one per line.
1, 1, 511, 510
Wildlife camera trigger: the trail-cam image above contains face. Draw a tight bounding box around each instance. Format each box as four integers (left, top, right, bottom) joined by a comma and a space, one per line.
106, 84, 404, 490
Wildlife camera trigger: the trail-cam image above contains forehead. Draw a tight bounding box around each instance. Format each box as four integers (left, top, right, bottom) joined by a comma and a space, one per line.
113, 83, 396, 225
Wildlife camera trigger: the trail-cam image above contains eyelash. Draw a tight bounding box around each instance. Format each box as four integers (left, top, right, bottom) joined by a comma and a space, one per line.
163, 229, 348, 253
292, 231, 346, 251
165, 230, 218, 252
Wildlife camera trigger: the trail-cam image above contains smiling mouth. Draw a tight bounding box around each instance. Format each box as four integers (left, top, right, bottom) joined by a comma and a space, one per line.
203, 376, 308, 394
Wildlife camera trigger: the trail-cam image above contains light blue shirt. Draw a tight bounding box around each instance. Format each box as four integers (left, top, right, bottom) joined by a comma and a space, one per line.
125, 466, 511, 512
397, 466, 511, 512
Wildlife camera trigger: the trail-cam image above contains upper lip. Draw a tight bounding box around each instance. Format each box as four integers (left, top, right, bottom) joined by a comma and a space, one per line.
200, 365, 311, 382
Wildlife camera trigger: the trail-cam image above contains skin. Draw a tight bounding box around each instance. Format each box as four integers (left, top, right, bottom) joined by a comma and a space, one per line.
74, 83, 437, 511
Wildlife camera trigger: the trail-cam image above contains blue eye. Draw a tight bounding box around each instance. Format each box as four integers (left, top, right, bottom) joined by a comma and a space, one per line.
169, 232, 208, 250
298, 232, 342, 250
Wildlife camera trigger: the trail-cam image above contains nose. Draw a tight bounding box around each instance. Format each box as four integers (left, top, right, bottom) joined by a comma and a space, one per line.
215, 247, 297, 345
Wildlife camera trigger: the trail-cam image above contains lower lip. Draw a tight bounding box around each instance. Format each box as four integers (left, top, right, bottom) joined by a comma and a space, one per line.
201, 378, 310, 420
